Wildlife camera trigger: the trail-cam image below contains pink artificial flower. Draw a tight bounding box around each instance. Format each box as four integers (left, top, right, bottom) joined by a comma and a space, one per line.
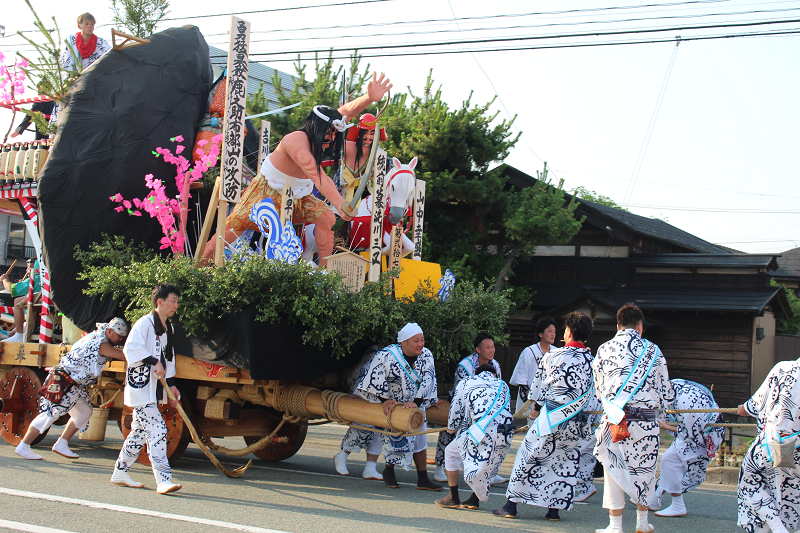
211, 134, 223, 144
191, 168, 202, 180
122, 200, 132, 209
175, 135, 184, 142
133, 211, 142, 216
197, 139, 208, 147
114, 206, 124, 212
175, 145, 185, 155
133, 198, 141, 208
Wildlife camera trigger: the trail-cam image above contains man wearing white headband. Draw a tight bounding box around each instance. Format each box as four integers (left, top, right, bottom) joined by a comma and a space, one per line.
205, 72, 392, 268
356, 322, 443, 491
15, 318, 128, 461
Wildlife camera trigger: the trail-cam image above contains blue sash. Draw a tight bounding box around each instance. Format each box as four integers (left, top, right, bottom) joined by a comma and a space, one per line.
467, 384, 509, 444
387, 344, 422, 388
534, 383, 595, 436
601, 339, 657, 424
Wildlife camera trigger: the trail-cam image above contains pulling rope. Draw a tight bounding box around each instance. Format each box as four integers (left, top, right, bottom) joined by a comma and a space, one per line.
157, 377, 252, 478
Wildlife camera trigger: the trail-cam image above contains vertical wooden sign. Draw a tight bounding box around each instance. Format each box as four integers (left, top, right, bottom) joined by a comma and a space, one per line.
368, 148, 388, 282
258, 120, 271, 175
388, 226, 403, 278
280, 177, 296, 228
215, 16, 251, 266
412, 179, 426, 261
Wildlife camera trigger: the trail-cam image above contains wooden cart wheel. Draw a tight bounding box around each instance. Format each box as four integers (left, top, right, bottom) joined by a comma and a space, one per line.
118, 387, 192, 466
244, 415, 308, 462
0, 366, 48, 446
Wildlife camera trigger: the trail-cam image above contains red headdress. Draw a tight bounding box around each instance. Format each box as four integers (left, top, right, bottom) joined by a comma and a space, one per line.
346, 113, 388, 142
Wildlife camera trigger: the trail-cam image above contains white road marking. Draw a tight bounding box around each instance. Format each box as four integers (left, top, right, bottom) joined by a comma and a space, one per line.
0, 519, 77, 533
0, 487, 291, 533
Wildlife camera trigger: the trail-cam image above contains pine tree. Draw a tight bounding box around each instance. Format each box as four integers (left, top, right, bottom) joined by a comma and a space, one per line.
260, 58, 582, 303
111, 0, 169, 38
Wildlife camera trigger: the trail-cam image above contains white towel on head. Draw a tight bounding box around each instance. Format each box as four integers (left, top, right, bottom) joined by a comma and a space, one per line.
397, 322, 423, 343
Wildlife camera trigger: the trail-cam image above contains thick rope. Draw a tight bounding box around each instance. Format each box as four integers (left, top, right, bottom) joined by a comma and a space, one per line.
198, 415, 291, 458
320, 390, 349, 424
205, 389, 243, 421
274, 383, 314, 420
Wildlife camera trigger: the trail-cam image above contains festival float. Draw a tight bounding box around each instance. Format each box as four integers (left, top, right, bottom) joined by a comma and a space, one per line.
0, 20, 508, 472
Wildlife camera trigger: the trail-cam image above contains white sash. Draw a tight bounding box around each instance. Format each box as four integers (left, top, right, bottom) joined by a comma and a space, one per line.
534, 383, 595, 436
601, 339, 657, 424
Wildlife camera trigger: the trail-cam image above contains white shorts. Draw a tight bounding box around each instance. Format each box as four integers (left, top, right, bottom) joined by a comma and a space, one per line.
444, 437, 463, 471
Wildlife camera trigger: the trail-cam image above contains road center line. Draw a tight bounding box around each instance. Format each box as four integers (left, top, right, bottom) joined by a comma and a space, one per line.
0, 487, 291, 533
0, 519, 77, 533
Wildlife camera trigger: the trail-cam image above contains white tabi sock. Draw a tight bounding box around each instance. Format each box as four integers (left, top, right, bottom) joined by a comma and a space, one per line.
766, 516, 791, 533
595, 514, 622, 533
636, 510, 654, 533
655, 494, 686, 517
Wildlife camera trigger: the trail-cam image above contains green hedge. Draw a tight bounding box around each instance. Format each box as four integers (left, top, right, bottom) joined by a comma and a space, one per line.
76, 236, 511, 364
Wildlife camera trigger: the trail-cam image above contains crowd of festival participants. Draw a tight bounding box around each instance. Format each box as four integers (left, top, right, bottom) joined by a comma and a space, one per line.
8, 12, 799, 532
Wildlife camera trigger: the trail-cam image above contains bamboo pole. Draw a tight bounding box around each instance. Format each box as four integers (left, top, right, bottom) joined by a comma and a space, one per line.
247, 384, 428, 433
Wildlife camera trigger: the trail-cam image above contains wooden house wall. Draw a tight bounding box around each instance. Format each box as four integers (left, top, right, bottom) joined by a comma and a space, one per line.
645, 312, 752, 407
494, 312, 753, 409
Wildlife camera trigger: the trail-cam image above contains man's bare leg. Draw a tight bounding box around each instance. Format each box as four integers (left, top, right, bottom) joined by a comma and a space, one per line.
314, 210, 336, 268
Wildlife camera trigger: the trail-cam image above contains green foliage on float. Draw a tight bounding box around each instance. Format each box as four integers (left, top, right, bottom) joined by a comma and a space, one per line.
75, 235, 511, 363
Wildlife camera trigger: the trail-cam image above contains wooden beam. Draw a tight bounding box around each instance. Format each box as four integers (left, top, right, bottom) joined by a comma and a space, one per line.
193, 177, 220, 264
111, 29, 150, 50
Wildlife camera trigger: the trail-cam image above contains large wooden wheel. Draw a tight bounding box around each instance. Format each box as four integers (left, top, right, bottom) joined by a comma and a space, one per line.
118, 388, 191, 465
243, 411, 308, 462
0, 366, 48, 446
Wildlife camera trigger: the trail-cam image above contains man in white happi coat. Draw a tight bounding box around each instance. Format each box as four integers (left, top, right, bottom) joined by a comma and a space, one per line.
737, 358, 800, 533
434, 364, 513, 510
15, 318, 128, 460
434, 332, 503, 483
653, 379, 725, 517
111, 284, 183, 495
593, 303, 675, 533
494, 312, 596, 521
510, 316, 557, 417
357, 322, 443, 491
333, 346, 385, 480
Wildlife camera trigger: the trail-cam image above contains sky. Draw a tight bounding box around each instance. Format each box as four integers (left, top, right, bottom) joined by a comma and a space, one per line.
1, 0, 799, 255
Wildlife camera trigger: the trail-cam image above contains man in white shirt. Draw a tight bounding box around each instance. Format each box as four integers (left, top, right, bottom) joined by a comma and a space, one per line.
110, 284, 183, 494
509, 317, 557, 416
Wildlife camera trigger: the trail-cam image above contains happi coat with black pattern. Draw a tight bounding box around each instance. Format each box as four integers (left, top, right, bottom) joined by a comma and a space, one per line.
593, 329, 675, 508
448, 371, 512, 501
357, 344, 438, 470
738, 359, 800, 533
506, 344, 596, 509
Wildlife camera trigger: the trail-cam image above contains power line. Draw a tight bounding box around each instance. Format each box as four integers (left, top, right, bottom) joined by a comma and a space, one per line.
627, 204, 800, 213
158, 0, 394, 22
212, 17, 800, 58
216, 28, 800, 61
621, 38, 681, 211
202, 6, 800, 46
555, 169, 800, 200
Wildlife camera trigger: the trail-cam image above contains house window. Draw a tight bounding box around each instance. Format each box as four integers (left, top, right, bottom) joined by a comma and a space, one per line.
7, 221, 35, 260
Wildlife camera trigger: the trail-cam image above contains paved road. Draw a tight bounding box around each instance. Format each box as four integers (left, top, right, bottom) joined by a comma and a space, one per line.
0, 423, 739, 533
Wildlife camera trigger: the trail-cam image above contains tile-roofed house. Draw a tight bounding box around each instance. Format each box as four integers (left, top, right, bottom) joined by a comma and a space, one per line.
208, 46, 297, 109
492, 165, 791, 407
773, 247, 800, 290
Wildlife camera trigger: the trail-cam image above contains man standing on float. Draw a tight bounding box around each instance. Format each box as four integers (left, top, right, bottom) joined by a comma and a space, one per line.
204, 73, 392, 267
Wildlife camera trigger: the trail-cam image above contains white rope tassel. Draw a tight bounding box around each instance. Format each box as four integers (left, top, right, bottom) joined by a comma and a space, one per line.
313, 105, 353, 132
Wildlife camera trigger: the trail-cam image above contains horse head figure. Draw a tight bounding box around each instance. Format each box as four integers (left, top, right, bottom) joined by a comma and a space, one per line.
386, 157, 417, 225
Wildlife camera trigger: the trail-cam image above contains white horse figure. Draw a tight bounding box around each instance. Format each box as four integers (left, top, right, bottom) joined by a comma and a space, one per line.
381, 157, 417, 255
302, 156, 419, 265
